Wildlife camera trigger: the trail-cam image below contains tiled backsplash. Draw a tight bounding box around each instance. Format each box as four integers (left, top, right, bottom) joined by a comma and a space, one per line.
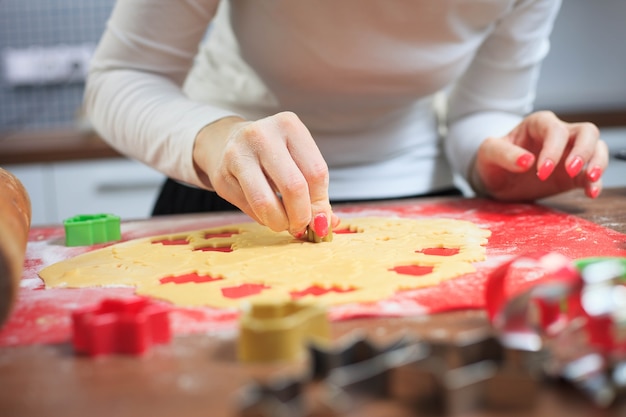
0, 0, 114, 131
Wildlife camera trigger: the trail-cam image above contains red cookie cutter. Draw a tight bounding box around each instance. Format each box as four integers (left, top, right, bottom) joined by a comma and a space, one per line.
72, 297, 171, 356
485, 251, 579, 332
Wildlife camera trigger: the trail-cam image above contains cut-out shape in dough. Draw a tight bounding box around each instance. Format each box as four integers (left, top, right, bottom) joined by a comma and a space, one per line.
390, 265, 435, 276
290, 285, 355, 298
159, 273, 222, 285
222, 284, 271, 299
418, 248, 460, 256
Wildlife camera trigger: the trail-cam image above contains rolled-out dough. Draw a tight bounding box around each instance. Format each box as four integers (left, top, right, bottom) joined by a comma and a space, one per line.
39, 217, 490, 308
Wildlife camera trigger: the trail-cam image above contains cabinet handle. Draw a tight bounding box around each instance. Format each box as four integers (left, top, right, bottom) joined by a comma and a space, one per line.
96, 181, 162, 193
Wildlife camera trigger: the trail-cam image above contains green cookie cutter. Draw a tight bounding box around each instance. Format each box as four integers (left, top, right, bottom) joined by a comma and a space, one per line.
63, 214, 122, 247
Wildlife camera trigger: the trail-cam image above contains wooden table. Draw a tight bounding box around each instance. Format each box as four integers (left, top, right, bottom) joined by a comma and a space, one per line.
0, 188, 625, 417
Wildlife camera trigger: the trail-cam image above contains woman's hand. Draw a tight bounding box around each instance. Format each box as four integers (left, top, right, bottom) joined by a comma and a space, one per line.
192, 112, 338, 238
471, 111, 609, 201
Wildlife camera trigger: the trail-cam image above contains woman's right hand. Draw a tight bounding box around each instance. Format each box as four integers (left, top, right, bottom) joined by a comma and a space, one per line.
192, 112, 338, 238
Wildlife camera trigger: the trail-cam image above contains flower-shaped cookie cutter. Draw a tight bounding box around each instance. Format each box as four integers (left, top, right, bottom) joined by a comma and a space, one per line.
63, 213, 121, 246
71, 297, 171, 356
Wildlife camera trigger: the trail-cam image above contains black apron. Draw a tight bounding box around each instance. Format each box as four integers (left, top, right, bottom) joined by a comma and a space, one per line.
152, 178, 462, 216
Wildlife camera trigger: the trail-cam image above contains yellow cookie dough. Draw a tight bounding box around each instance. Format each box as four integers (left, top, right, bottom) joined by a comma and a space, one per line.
39, 217, 490, 308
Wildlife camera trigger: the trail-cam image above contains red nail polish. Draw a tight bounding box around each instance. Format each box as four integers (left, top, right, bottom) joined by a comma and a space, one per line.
587, 166, 602, 182
293, 230, 305, 239
588, 186, 600, 199
313, 214, 328, 237
515, 153, 534, 169
537, 159, 555, 181
566, 156, 584, 178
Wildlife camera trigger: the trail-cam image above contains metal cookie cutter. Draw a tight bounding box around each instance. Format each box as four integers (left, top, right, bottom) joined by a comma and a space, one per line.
238, 333, 423, 417
325, 329, 541, 415
238, 376, 309, 417
559, 257, 626, 406
322, 335, 430, 413
486, 252, 626, 407
309, 332, 418, 379
238, 327, 541, 417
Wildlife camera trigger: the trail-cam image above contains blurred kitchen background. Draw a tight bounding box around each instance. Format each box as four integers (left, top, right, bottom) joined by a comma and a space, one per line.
1, 0, 625, 225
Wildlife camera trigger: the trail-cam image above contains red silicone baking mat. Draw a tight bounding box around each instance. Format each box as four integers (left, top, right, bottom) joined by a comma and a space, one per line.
1, 198, 625, 347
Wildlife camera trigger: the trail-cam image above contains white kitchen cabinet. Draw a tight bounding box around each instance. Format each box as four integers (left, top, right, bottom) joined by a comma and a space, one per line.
2, 163, 56, 225
601, 128, 626, 189
53, 159, 165, 222
4, 158, 165, 226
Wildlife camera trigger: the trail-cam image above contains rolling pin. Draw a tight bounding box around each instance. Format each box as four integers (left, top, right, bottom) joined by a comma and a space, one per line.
0, 168, 31, 328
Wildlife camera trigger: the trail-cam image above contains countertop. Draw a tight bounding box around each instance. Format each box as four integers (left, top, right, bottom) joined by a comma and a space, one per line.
0, 128, 121, 165
0, 188, 625, 417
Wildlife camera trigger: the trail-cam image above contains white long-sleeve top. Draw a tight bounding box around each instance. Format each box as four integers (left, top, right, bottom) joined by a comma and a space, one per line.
84, 0, 561, 200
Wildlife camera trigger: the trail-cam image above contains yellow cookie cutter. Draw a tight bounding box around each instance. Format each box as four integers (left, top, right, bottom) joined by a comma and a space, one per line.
238, 299, 331, 363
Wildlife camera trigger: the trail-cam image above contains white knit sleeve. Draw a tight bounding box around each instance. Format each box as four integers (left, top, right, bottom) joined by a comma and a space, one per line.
444, 0, 562, 188
83, 0, 237, 188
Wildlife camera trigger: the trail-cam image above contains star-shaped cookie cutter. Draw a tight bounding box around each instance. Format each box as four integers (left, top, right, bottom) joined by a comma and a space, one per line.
71, 297, 171, 356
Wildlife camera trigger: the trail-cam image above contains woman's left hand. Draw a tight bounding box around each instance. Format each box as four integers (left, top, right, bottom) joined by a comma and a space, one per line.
471, 111, 609, 201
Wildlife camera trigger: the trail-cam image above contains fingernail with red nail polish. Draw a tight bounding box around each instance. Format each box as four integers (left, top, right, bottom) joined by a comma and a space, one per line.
537, 159, 555, 181
313, 214, 328, 237
566, 156, 584, 178
587, 166, 602, 182
293, 230, 305, 239
588, 186, 600, 199
515, 153, 534, 170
